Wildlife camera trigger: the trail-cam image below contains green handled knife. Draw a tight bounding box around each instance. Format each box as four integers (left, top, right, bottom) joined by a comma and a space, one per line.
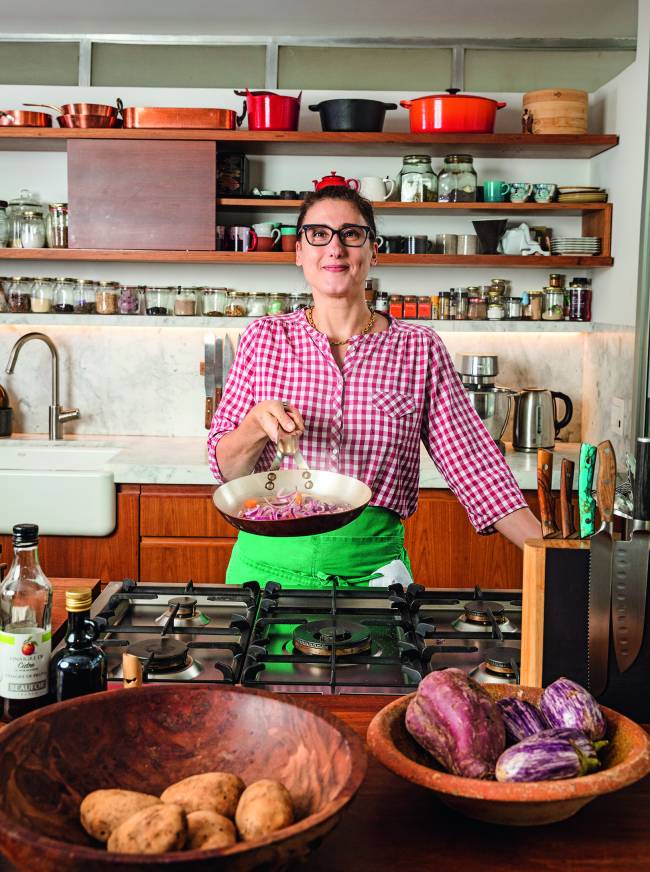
579, 443, 597, 538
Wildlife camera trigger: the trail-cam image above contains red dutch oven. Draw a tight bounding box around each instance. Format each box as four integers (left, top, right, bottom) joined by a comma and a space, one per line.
234, 89, 301, 131
400, 88, 506, 134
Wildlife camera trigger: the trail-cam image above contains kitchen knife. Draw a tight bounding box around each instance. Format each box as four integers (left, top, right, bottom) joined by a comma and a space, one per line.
213, 335, 224, 407
578, 443, 597, 538
612, 437, 650, 673
587, 440, 616, 697
222, 333, 235, 390
203, 333, 217, 430
537, 449, 558, 538
559, 458, 576, 538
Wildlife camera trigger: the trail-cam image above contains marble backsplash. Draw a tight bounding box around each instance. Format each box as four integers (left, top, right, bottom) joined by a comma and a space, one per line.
0, 323, 584, 443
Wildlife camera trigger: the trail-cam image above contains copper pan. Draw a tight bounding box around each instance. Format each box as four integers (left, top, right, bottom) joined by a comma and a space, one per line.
212, 432, 372, 537
0, 109, 52, 127
121, 105, 243, 129
56, 113, 122, 128
24, 99, 122, 118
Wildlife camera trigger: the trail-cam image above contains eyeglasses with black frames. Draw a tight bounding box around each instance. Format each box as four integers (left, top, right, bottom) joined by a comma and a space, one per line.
297, 224, 374, 247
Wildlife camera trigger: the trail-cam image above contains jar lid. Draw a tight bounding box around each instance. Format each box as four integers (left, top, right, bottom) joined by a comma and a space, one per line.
0, 200, 7, 208
509, 296, 522, 302
570, 276, 590, 284
98, 280, 120, 288
48, 202, 68, 209
403, 154, 433, 161
249, 291, 268, 297
34, 276, 54, 284
10, 276, 26, 282
227, 290, 244, 296
22, 210, 40, 217
444, 154, 474, 163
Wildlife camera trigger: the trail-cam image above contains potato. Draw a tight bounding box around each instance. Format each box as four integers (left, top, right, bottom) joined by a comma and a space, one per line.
235, 779, 294, 842
79, 789, 161, 843
186, 810, 237, 850
107, 803, 186, 854
160, 771, 245, 819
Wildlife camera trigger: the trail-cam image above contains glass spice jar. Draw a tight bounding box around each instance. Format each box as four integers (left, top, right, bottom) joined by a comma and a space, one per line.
52, 277, 76, 313
145, 286, 172, 316
201, 287, 227, 316
95, 281, 120, 315
548, 273, 566, 289
7, 190, 42, 247
19, 210, 46, 249
174, 288, 197, 316
7, 276, 32, 313
246, 292, 268, 317
374, 290, 389, 314
30, 277, 53, 313
437, 154, 477, 203
403, 295, 418, 319
266, 292, 288, 315
487, 300, 505, 320
389, 294, 403, 318
73, 279, 96, 314
454, 290, 468, 320
45, 203, 68, 248
118, 285, 140, 315
417, 295, 432, 319
430, 295, 439, 319
397, 154, 437, 202
467, 296, 486, 320
530, 291, 544, 321
505, 296, 523, 319
224, 290, 249, 317
364, 278, 378, 305
438, 291, 451, 320
542, 287, 564, 320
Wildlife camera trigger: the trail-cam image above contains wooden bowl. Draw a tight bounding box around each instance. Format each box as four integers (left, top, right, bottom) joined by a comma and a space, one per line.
367, 684, 650, 827
0, 685, 366, 870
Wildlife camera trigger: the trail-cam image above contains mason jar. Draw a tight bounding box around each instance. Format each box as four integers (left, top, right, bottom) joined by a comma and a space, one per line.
505, 296, 523, 319
73, 279, 96, 314
95, 281, 120, 315
19, 210, 46, 248
224, 291, 249, 317
487, 300, 505, 320
118, 285, 141, 315
397, 155, 437, 202
266, 292, 288, 315
201, 287, 227, 316
247, 292, 269, 317
174, 288, 197, 316
437, 154, 477, 202
7, 276, 32, 313
52, 277, 76, 313
467, 295, 487, 320
7, 190, 42, 247
542, 288, 564, 321
45, 203, 69, 248
145, 286, 173, 316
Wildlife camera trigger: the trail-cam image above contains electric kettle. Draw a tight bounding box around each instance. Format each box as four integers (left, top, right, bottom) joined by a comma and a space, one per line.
512, 388, 573, 451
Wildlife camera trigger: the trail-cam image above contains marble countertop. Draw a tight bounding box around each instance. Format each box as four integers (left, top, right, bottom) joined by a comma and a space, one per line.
1, 434, 580, 490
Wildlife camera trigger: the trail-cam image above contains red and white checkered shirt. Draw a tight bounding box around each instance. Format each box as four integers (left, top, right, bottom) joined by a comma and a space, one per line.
207, 311, 527, 531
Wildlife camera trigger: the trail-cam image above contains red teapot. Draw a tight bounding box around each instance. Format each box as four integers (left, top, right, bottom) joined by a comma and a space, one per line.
312, 170, 360, 192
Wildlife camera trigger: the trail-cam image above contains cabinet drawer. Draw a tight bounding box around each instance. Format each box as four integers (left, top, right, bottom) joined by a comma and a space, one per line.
140, 485, 236, 538
140, 537, 235, 583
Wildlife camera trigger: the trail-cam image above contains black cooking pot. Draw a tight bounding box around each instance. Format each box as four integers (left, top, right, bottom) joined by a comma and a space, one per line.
308, 99, 398, 132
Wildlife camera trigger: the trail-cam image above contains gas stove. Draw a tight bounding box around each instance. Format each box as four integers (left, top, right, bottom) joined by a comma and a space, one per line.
85, 580, 521, 693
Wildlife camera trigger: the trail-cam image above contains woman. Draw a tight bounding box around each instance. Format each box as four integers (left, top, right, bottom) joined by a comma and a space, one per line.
208, 187, 541, 588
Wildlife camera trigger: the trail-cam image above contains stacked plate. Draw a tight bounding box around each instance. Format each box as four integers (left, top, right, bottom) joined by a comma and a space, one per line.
551, 236, 601, 255
557, 186, 608, 203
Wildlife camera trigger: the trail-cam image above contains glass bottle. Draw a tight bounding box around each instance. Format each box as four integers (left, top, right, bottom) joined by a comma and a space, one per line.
19, 210, 46, 249
437, 154, 477, 202
45, 203, 69, 248
73, 279, 96, 314
397, 155, 437, 202
174, 287, 197, 316
7, 276, 32, 313
374, 291, 389, 314
52, 277, 76, 313
569, 277, 592, 322
0, 523, 52, 723
0, 200, 8, 246
30, 277, 54, 314
201, 287, 227, 317
49, 588, 107, 702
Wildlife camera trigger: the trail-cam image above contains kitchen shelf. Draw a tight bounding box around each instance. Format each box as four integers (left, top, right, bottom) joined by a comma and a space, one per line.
0, 313, 594, 331
0, 128, 619, 158
217, 198, 611, 216
0, 249, 613, 267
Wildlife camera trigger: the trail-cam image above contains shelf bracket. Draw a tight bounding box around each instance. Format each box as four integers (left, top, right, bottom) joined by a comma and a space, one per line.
451, 46, 465, 91
265, 41, 279, 90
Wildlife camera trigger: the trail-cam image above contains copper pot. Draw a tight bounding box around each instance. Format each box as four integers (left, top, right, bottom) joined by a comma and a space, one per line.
56, 114, 122, 129
24, 99, 122, 118
0, 109, 52, 127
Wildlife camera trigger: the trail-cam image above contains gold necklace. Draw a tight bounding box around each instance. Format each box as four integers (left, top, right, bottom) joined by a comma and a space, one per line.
306, 306, 376, 346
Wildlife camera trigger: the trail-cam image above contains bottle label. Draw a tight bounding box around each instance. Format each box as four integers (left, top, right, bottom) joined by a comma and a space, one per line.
0, 628, 51, 699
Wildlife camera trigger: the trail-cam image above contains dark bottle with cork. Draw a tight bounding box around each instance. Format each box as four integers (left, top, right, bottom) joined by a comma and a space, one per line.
49, 588, 107, 702
0, 523, 52, 723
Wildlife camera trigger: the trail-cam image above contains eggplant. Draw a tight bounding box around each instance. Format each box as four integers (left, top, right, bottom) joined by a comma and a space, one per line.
540, 677, 607, 741
405, 668, 505, 779
497, 697, 548, 743
495, 727, 602, 783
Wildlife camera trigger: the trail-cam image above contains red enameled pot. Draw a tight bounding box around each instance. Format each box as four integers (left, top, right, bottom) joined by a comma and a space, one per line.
233, 89, 302, 131
400, 88, 506, 133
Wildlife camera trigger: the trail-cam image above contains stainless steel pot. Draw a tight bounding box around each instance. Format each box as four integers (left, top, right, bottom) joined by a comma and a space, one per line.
512, 388, 573, 451
464, 386, 516, 443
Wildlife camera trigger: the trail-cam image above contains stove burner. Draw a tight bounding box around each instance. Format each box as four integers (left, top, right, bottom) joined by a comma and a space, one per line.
293, 619, 371, 657
128, 637, 190, 672
155, 596, 210, 629
483, 646, 520, 676
462, 600, 506, 624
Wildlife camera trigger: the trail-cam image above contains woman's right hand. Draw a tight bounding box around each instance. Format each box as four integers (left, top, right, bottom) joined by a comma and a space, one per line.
244, 400, 305, 444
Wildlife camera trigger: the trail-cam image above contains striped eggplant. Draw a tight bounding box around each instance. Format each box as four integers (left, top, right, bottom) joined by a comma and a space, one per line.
497, 697, 548, 743
405, 668, 505, 779
540, 677, 607, 741
495, 727, 602, 783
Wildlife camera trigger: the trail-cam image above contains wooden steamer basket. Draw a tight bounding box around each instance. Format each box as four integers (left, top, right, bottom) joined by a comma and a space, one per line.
523, 88, 588, 134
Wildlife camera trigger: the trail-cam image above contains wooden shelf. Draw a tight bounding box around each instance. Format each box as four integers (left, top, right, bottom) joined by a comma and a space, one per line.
0, 128, 619, 158
217, 198, 611, 216
0, 249, 613, 267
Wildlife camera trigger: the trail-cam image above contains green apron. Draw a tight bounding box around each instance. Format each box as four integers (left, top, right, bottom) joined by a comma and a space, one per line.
225, 506, 412, 589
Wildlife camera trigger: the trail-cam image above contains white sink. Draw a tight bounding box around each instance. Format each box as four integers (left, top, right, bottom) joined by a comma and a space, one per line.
0, 442, 119, 536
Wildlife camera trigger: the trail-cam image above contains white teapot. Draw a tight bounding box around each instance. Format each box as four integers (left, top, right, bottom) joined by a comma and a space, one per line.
498, 222, 549, 256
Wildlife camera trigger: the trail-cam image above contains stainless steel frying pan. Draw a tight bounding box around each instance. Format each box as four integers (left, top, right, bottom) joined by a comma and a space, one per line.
212, 432, 371, 537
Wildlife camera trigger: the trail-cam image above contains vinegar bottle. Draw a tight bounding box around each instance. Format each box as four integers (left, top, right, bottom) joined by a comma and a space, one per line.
0, 523, 52, 722
50, 588, 107, 701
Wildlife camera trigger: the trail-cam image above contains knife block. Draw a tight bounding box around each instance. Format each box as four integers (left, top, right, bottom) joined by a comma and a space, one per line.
521, 539, 650, 721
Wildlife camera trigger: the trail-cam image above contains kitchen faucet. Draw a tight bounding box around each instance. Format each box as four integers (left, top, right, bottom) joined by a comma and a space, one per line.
5, 332, 80, 440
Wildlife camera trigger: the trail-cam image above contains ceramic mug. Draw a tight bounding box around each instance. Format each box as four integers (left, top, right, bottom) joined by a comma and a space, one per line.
378, 235, 403, 253
509, 182, 534, 203
216, 225, 227, 250
533, 183, 558, 203
281, 225, 298, 252
457, 233, 478, 255
434, 233, 458, 255
405, 235, 431, 254
483, 180, 511, 202
228, 225, 258, 252
253, 222, 282, 246
359, 176, 396, 201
